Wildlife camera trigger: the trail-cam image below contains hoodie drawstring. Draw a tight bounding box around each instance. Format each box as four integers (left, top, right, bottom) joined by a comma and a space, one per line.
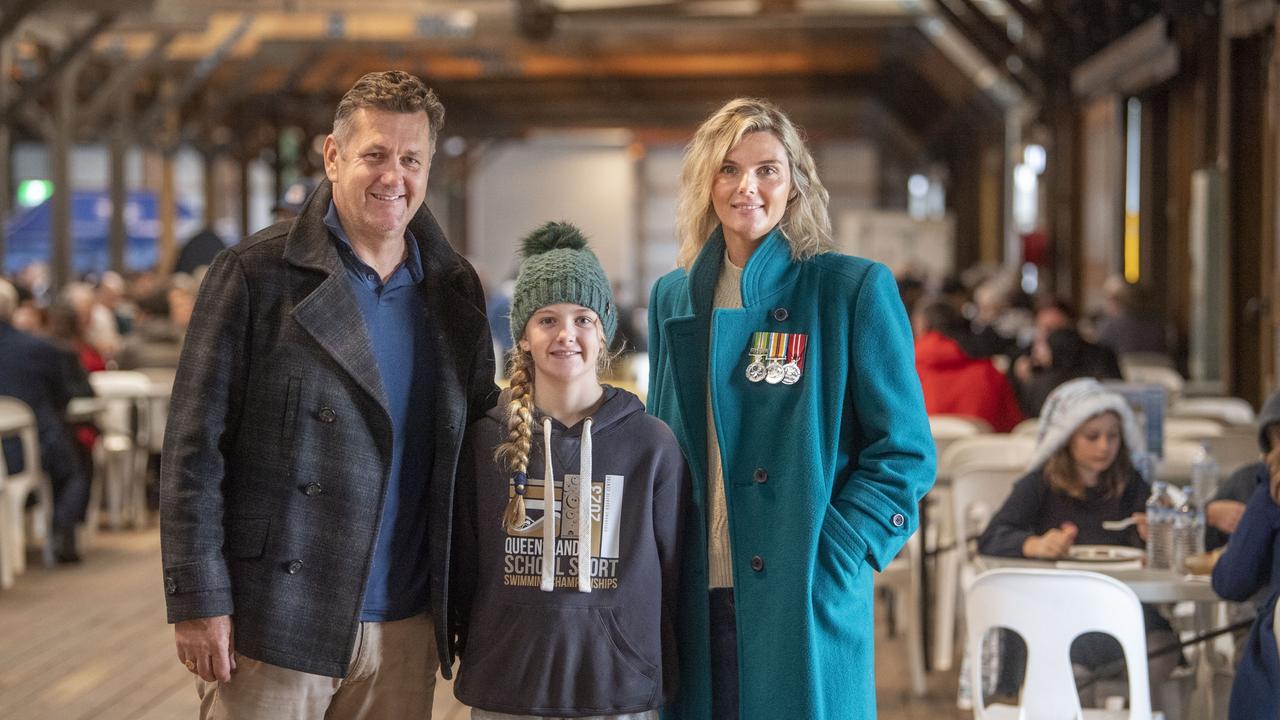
538, 416, 595, 593
540, 417, 556, 592
577, 418, 593, 593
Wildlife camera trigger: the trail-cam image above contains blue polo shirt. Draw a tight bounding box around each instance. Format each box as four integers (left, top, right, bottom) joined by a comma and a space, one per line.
324, 202, 435, 621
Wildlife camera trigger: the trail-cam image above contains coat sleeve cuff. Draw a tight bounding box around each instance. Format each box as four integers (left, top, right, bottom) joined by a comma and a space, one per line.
833, 492, 914, 572
163, 559, 234, 622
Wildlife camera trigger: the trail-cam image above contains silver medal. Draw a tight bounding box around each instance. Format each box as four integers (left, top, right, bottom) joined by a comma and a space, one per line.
746, 359, 767, 383
765, 360, 785, 384
781, 362, 802, 385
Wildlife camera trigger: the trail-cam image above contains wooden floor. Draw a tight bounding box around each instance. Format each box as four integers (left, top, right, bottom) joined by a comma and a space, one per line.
0, 529, 965, 719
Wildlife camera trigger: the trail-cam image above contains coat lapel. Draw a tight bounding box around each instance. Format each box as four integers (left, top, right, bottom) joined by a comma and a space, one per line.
285, 181, 389, 414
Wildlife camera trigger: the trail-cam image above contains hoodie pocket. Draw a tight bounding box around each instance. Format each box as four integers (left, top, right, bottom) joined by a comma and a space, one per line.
459, 603, 659, 713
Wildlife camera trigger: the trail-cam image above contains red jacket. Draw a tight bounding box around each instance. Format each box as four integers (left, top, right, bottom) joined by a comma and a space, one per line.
914, 331, 1022, 432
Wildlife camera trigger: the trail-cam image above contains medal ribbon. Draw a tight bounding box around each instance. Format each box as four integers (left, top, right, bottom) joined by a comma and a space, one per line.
788, 333, 807, 370
750, 331, 769, 356
769, 332, 787, 361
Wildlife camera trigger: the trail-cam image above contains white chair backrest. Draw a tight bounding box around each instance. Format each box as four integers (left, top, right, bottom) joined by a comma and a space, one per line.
930, 414, 993, 438
1165, 417, 1225, 440
1011, 417, 1039, 436
89, 370, 152, 438
1158, 439, 1207, 486
1171, 396, 1257, 428
966, 568, 1152, 719
1122, 365, 1185, 400
950, 466, 1023, 563
0, 396, 41, 481
938, 435, 1036, 482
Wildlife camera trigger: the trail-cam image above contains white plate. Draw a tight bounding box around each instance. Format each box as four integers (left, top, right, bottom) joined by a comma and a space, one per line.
1065, 545, 1146, 562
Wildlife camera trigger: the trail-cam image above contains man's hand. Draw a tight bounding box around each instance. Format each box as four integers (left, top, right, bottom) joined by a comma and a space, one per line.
175, 615, 236, 683
1022, 522, 1078, 559
1206, 500, 1246, 535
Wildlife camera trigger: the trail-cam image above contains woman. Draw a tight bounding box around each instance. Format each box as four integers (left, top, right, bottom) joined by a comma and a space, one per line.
646, 98, 935, 719
1211, 414, 1280, 720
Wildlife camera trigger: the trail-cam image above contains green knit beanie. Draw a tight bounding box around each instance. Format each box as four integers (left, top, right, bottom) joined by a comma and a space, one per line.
509, 221, 617, 344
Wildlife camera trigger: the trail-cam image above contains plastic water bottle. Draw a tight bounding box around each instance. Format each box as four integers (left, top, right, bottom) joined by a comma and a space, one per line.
1145, 480, 1175, 570
1191, 443, 1220, 511
1172, 485, 1206, 572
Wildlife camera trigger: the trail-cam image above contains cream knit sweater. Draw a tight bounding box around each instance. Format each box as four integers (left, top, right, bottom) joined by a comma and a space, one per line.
706, 254, 742, 588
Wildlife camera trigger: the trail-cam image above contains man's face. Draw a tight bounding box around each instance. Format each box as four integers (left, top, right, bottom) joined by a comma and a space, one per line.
323, 108, 432, 245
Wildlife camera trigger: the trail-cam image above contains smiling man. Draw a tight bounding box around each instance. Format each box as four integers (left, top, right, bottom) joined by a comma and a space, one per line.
160, 71, 498, 719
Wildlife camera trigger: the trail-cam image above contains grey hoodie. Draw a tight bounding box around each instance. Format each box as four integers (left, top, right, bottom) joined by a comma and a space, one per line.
452, 386, 688, 717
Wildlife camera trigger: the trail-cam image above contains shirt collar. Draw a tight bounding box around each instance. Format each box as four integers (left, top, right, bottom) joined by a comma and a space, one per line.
323, 200, 423, 283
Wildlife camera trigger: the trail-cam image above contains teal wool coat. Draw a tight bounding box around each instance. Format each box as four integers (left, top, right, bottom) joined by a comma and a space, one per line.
647, 228, 935, 720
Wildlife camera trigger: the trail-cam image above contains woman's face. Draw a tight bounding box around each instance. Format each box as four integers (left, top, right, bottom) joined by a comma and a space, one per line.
519, 303, 603, 388
1068, 411, 1123, 484
711, 131, 793, 252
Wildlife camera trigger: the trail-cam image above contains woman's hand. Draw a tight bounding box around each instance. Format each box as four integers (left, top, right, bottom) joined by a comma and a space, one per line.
1022, 522, 1078, 559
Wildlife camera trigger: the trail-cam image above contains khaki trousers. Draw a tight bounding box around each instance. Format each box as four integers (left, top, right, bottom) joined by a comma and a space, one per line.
197, 613, 438, 720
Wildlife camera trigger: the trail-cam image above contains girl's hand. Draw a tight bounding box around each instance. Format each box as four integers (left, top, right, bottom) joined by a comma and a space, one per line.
1023, 523, 1078, 559
1132, 512, 1149, 542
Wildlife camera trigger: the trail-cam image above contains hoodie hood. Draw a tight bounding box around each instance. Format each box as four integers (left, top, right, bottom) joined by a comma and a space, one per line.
484, 384, 644, 438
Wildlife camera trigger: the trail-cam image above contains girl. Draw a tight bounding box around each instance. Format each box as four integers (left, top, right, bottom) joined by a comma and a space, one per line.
978, 377, 1181, 714
452, 222, 688, 720
646, 98, 935, 719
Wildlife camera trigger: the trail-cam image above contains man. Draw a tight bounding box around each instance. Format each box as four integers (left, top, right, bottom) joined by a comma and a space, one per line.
160, 71, 497, 718
0, 279, 91, 562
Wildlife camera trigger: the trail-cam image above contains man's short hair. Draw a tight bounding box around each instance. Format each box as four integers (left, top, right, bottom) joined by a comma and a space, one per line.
0, 279, 18, 322
332, 71, 444, 148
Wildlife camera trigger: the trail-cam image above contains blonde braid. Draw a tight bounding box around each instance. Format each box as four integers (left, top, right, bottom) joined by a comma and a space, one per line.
497, 349, 536, 531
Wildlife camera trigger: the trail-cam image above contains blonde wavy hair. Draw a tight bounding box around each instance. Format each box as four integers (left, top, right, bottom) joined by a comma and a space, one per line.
675, 98, 834, 269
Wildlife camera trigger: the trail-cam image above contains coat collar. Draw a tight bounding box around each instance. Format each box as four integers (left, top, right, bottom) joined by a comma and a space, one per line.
685, 224, 799, 312
282, 179, 479, 420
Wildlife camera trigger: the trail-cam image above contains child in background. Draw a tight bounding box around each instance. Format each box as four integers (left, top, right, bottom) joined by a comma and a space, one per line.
978, 378, 1181, 715
452, 222, 688, 720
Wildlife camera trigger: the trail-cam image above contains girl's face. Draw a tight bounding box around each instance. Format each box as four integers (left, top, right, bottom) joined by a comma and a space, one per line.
519, 303, 603, 387
711, 131, 793, 250
1069, 411, 1123, 485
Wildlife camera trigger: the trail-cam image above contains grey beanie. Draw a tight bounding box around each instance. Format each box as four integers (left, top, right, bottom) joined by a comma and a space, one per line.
509, 222, 617, 344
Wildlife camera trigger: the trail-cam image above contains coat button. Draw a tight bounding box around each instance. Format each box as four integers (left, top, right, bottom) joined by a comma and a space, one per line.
317, 406, 336, 423
753, 468, 768, 484
165, 576, 177, 595
892, 513, 906, 528
287, 559, 304, 575
304, 482, 323, 497
772, 307, 789, 322
750, 555, 765, 572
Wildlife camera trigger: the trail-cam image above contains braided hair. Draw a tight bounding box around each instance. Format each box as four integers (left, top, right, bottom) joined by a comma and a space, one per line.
496, 349, 536, 531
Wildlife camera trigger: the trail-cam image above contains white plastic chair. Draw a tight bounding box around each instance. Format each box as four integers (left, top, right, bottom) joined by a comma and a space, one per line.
1122, 365, 1185, 403
1203, 433, 1263, 476
0, 456, 14, 589
933, 461, 1026, 672
931, 415, 995, 463
1011, 418, 1040, 436
1170, 397, 1256, 428
0, 396, 55, 574
965, 568, 1153, 719
1158, 440, 1207, 486
88, 371, 153, 529
939, 435, 1037, 482
1163, 417, 1225, 441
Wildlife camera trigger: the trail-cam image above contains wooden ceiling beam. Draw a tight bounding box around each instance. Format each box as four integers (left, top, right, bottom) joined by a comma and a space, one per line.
1, 12, 116, 127
0, 0, 47, 43
78, 29, 177, 134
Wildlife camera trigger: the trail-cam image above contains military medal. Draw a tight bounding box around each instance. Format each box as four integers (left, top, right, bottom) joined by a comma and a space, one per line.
781, 333, 807, 385
765, 332, 787, 384
746, 332, 768, 382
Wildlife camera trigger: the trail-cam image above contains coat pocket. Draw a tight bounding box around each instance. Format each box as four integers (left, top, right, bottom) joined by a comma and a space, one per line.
819, 503, 869, 573
225, 517, 270, 560
458, 603, 658, 712
281, 375, 301, 452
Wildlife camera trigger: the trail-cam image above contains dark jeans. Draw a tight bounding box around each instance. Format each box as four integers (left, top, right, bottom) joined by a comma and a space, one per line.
709, 588, 739, 720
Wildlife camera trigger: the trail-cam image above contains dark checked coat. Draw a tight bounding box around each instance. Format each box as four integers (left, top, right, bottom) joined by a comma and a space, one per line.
647, 227, 935, 720
159, 179, 498, 678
